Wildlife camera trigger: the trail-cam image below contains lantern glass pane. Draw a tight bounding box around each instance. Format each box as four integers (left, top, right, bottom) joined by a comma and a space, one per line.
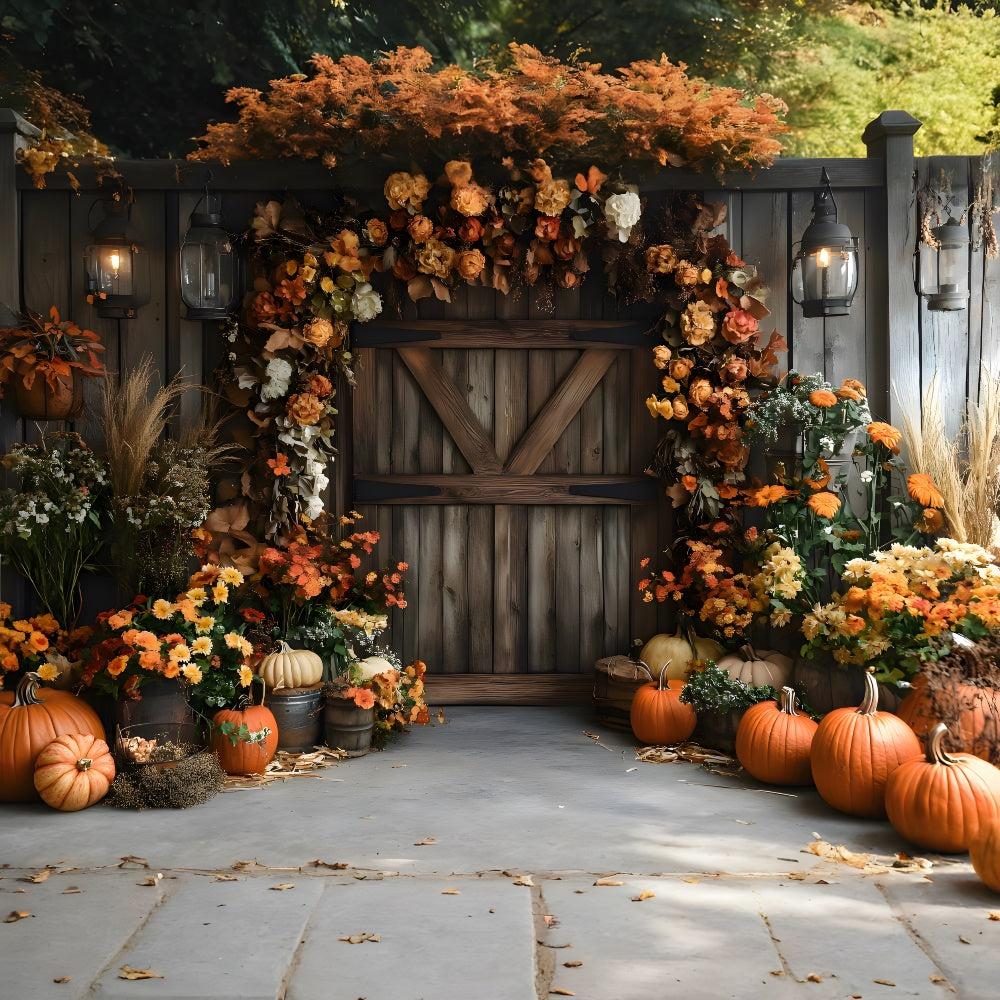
85, 244, 134, 296
180, 225, 236, 312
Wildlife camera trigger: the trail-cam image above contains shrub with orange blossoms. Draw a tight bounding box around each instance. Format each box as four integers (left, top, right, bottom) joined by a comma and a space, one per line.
799, 538, 1000, 683
0, 606, 93, 690
81, 564, 255, 717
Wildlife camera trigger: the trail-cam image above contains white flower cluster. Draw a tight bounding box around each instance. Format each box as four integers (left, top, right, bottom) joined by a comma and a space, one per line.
604, 189, 641, 242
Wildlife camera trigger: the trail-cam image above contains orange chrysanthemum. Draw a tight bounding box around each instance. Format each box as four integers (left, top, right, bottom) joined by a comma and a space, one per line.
866, 422, 902, 452
908, 473, 945, 508
746, 484, 794, 507
806, 492, 841, 518
803, 457, 831, 490
809, 389, 838, 408
917, 507, 945, 533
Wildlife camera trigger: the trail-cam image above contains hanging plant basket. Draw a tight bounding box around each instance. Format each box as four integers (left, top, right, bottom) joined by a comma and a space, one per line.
13, 372, 84, 421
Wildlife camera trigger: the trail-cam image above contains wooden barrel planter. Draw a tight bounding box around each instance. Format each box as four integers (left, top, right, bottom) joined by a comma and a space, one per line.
324, 698, 375, 757
792, 656, 904, 717
269, 687, 324, 752
113, 682, 196, 732
694, 709, 746, 754
13, 372, 84, 421
593, 655, 649, 732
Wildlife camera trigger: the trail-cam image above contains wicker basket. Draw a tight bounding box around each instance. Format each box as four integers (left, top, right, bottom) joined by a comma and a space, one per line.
593, 655, 650, 732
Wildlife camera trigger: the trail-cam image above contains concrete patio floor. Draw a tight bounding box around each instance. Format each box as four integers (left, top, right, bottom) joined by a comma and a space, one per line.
2, 705, 1000, 999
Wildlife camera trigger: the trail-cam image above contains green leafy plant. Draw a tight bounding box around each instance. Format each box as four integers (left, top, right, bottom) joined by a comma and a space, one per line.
680, 661, 778, 715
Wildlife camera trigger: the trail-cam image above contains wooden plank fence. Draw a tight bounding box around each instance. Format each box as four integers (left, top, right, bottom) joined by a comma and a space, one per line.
1, 108, 997, 704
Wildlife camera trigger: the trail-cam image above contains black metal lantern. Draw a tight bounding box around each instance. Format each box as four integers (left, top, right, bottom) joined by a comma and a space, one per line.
179, 189, 238, 319
83, 198, 147, 319
919, 217, 970, 311
791, 168, 860, 318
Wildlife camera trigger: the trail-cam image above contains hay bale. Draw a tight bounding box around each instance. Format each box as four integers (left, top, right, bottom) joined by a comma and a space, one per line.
104, 752, 225, 809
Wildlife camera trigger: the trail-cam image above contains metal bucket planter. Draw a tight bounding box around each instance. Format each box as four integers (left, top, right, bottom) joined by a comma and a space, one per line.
324, 697, 375, 757
269, 687, 324, 752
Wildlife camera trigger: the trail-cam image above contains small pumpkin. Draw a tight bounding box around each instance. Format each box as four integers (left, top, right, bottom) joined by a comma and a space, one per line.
0, 672, 106, 802
630, 661, 697, 745
255, 641, 324, 690
33, 733, 116, 811
885, 723, 1000, 853
639, 629, 723, 682
210, 694, 279, 776
718, 645, 794, 689
969, 818, 1000, 892
736, 686, 818, 786
811, 670, 922, 818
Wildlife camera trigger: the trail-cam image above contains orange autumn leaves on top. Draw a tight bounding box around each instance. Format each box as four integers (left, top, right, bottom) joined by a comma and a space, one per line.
191, 45, 786, 179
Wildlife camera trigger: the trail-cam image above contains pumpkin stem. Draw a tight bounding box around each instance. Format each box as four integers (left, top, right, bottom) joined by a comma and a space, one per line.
926, 722, 958, 766
739, 644, 756, 661
12, 671, 44, 708
76, 758, 93, 772
778, 686, 800, 716
656, 661, 672, 690
635, 660, 654, 683
856, 670, 880, 716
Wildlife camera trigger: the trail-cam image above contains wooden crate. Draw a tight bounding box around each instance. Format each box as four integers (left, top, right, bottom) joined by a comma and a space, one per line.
593, 655, 649, 732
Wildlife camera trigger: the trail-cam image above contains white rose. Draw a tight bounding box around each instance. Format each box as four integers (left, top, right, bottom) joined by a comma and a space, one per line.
261, 357, 293, 400
604, 190, 641, 243
351, 283, 382, 322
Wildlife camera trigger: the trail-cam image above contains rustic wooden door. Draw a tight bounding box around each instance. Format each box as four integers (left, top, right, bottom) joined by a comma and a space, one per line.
348, 290, 666, 704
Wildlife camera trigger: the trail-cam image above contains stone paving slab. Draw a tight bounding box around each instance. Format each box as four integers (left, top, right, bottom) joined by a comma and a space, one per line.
286, 875, 537, 1000
87, 875, 325, 1000
0, 867, 164, 1000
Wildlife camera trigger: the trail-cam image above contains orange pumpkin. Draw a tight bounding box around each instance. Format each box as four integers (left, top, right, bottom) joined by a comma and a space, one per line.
0, 672, 106, 802
736, 686, 817, 786
33, 733, 116, 811
630, 662, 697, 745
885, 723, 1000, 853
811, 670, 922, 818
210, 701, 279, 776
969, 818, 1000, 892
897, 673, 999, 762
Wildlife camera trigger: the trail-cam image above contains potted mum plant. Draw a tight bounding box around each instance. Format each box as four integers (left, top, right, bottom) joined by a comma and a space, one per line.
0, 306, 106, 420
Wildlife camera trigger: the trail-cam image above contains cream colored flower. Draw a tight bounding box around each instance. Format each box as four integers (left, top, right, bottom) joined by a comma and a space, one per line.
181, 664, 203, 684
152, 599, 175, 620
220, 567, 244, 586
238, 665, 254, 687
196, 616, 215, 633
534, 179, 572, 217
192, 636, 213, 657
186, 587, 207, 606
679, 300, 716, 347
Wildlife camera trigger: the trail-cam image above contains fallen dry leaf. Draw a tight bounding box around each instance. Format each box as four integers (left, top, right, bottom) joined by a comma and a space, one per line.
805, 840, 891, 875
513, 875, 535, 887
118, 966, 163, 980
118, 856, 150, 869
989, 912, 1000, 921
681, 877, 700, 884
806, 973, 823, 983
213, 874, 239, 882
4, 910, 30, 922
137, 874, 163, 887
53, 977, 71, 983
593, 878, 623, 887
338, 933, 380, 944
873, 979, 896, 986
441, 888, 461, 895
631, 890, 655, 902
22, 869, 53, 883
307, 859, 349, 871
770, 971, 785, 977
550, 990, 575, 996
959, 935, 971, 944
564, 961, 583, 968
543, 914, 557, 927
61, 887, 82, 895
734, 819, 754, 826
437, 708, 446, 724
413, 838, 438, 846
270, 883, 296, 891
929, 973, 949, 985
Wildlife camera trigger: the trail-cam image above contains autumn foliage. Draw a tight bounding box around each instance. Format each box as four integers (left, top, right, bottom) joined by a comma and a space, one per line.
192, 45, 787, 177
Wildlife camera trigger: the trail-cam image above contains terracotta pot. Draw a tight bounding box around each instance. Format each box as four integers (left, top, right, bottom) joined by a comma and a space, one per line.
13, 371, 83, 421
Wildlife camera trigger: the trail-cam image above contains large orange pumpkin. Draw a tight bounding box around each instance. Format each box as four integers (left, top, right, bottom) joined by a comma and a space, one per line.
0, 672, 106, 802
897, 673, 999, 762
811, 670, 922, 818
969, 818, 1000, 892
33, 733, 116, 811
629, 662, 697, 745
210, 701, 279, 776
736, 686, 817, 786
885, 723, 1000, 853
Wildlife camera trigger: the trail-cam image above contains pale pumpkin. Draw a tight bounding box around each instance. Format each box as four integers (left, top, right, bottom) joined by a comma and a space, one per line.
629, 662, 697, 745
33, 733, 116, 811
255, 641, 324, 690
718, 645, 793, 689
353, 656, 396, 682
811, 671, 922, 818
639, 629, 723, 682
736, 686, 817, 786
969, 818, 1000, 893
885, 723, 1000, 853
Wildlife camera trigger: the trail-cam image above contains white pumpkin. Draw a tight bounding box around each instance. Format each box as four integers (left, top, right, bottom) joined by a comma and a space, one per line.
353, 656, 397, 682
639, 629, 723, 682
255, 641, 324, 690
717, 645, 794, 689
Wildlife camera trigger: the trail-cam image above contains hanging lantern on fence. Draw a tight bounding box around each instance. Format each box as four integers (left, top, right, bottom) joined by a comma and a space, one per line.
84, 198, 148, 319
790, 168, 860, 318
179, 187, 238, 319
919, 217, 970, 311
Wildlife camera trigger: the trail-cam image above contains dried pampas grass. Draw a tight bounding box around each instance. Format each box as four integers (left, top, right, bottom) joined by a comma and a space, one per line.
901, 373, 1000, 552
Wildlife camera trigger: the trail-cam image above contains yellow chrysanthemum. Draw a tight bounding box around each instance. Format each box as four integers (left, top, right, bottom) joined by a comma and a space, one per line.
168, 642, 191, 663
181, 664, 203, 684
191, 636, 213, 656
212, 584, 229, 604
36, 662, 60, 683
186, 587, 207, 606
152, 599, 175, 620
196, 616, 215, 633
220, 567, 244, 586
238, 666, 254, 687
224, 632, 241, 649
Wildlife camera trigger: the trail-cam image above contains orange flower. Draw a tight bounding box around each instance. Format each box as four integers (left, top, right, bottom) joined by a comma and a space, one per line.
267, 453, 291, 476
286, 392, 324, 426
907, 473, 944, 508
842, 378, 866, 396
138, 649, 162, 670
917, 507, 945, 533
746, 484, 793, 507
866, 422, 902, 452
803, 457, 831, 490
681, 474, 697, 492
806, 492, 841, 518
348, 686, 376, 710
808, 389, 838, 408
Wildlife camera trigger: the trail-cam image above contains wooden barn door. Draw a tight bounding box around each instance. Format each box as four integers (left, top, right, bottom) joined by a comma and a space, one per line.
349, 305, 665, 704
